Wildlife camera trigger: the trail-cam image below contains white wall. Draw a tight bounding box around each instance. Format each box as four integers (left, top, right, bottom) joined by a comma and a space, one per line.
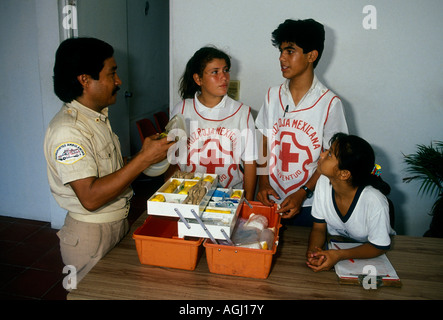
0, 0, 65, 227
170, 0, 443, 236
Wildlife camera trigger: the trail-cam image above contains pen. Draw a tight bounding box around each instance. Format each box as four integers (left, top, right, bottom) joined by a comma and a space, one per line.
333, 243, 355, 263
350, 274, 390, 278
283, 105, 289, 117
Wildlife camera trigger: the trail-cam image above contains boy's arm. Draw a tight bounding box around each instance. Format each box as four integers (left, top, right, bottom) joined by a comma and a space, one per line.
277, 170, 320, 218
243, 161, 257, 201
256, 135, 280, 205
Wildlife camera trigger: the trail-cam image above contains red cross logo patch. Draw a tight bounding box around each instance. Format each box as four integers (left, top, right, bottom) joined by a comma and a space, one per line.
188, 138, 237, 186
269, 131, 312, 194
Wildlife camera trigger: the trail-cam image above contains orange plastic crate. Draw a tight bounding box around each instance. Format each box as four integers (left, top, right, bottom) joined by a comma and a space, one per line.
133, 215, 203, 270
203, 201, 281, 279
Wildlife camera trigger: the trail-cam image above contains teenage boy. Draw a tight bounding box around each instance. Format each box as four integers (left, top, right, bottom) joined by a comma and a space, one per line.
44, 37, 173, 283
256, 19, 348, 225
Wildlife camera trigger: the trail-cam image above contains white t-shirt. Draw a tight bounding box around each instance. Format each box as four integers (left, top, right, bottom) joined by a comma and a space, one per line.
170, 94, 257, 189
255, 76, 348, 206
311, 175, 395, 249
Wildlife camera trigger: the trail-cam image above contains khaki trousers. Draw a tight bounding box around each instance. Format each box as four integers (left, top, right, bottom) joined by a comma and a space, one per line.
57, 214, 129, 285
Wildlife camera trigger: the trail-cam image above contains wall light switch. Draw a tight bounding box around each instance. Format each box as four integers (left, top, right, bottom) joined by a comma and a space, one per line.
228, 80, 240, 101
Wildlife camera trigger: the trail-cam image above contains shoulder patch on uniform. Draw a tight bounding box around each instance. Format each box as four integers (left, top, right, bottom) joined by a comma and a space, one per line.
54, 142, 86, 164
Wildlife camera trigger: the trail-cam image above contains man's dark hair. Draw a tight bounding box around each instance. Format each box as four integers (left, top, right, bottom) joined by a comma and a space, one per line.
271, 19, 325, 68
53, 37, 114, 103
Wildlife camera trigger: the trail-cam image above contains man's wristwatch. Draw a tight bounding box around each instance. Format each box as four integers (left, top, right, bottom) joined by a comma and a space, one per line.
301, 185, 313, 198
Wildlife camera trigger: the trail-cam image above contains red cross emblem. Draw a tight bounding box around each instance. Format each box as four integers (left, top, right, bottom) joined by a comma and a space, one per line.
199, 148, 225, 173
269, 131, 312, 194
187, 138, 236, 186
279, 142, 299, 172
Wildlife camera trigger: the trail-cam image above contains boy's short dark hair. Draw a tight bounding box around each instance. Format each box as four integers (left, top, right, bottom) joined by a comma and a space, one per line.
53, 37, 114, 103
271, 19, 325, 68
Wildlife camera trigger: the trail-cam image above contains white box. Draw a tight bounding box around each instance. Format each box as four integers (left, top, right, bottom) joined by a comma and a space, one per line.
177, 189, 244, 240
147, 174, 217, 219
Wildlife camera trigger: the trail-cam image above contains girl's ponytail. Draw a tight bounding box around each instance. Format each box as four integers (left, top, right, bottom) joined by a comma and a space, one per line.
366, 168, 391, 196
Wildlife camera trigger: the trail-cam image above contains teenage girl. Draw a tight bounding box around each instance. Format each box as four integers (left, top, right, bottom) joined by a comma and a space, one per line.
306, 132, 395, 272
168, 47, 257, 201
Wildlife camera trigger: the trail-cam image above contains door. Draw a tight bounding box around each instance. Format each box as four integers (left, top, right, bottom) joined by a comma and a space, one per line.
126, 0, 170, 154
76, 0, 131, 156
76, 0, 170, 157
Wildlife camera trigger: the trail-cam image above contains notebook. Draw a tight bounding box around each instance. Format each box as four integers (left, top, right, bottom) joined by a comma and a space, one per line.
329, 241, 402, 288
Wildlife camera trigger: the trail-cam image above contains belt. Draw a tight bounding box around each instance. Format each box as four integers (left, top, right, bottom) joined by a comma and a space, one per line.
68, 203, 130, 224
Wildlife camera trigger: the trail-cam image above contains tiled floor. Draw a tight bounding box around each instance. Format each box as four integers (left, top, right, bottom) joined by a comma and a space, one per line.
0, 175, 163, 300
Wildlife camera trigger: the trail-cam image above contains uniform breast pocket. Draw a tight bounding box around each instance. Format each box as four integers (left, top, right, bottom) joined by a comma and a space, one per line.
97, 142, 117, 176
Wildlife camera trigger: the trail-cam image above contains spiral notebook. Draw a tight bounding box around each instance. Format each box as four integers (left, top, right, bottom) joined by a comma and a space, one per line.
329, 241, 402, 288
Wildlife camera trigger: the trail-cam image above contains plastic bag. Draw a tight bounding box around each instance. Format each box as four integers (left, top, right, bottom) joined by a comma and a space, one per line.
230, 214, 274, 249
259, 228, 275, 250
231, 218, 260, 248
243, 213, 268, 231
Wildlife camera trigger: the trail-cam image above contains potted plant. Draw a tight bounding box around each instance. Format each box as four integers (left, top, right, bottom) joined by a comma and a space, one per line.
403, 141, 443, 237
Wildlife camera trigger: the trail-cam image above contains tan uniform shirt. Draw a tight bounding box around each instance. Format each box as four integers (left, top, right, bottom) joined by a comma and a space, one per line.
44, 100, 132, 223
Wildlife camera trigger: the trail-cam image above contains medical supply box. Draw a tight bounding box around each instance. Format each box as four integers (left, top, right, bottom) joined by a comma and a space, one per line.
133, 173, 281, 277
203, 201, 281, 279
132, 215, 203, 270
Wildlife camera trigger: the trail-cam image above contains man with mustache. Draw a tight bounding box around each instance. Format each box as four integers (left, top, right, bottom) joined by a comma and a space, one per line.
44, 37, 172, 284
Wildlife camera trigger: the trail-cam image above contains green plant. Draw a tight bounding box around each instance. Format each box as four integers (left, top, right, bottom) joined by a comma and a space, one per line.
403, 141, 443, 237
